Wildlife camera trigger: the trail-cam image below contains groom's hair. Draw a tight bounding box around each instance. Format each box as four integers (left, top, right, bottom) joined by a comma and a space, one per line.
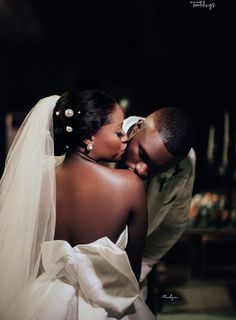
152, 107, 194, 159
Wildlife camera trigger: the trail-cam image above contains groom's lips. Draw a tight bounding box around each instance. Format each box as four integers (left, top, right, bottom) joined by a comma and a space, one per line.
124, 164, 135, 172
124, 164, 148, 179
127, 167, 135, 172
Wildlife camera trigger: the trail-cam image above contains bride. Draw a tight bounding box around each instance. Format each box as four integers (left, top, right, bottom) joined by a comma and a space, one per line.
0, 89, 155, 319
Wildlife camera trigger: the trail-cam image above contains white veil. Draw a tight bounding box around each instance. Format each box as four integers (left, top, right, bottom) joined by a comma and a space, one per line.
0, 95, 61, 319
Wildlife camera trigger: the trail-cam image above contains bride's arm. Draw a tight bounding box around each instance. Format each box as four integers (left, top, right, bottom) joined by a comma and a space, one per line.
124, 172, 148, 280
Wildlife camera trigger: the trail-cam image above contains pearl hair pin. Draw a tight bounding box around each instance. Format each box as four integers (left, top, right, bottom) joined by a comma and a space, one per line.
66, 126, 73, 132
65, 109, 74, 117
55, 108, 81, 117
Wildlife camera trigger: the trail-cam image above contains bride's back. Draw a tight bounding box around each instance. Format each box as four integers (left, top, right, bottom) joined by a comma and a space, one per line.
55, 158, 139, 246
52, 89, 147, 279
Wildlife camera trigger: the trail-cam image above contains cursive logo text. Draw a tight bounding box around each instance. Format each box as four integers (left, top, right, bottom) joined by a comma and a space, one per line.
162, 293, 179, 302
189, 1, 215, 10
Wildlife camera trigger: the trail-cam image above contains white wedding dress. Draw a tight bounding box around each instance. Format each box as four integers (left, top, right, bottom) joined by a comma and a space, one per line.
0, 96, 156, 320
25, 228, 138, 320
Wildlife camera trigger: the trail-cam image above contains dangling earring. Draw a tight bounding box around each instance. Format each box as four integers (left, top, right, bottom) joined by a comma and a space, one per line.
87, 143, 93, 152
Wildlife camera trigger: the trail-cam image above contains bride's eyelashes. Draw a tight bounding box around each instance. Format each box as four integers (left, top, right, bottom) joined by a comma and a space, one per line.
116, 131, 125, 138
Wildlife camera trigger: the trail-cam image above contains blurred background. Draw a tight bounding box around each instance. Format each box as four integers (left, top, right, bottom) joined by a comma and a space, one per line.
0, 0, 235, 319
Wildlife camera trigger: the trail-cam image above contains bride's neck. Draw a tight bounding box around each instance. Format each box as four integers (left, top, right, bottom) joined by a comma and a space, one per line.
77, 151, 98, 164
62, 148, 99, 166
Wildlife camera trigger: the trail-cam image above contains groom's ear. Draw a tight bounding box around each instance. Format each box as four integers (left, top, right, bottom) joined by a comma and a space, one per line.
136, 119, 145, 130
128, 119, 145, 139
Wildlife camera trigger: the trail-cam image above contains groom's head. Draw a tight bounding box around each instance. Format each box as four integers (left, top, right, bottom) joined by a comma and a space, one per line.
123, 107, 194, 178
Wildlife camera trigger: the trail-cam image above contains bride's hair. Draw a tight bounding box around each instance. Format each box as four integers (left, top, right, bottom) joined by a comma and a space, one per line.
53, 89, 117, 156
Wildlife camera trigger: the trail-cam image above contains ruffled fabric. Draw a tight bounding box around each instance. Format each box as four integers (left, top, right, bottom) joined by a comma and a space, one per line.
27, 234, 140, 320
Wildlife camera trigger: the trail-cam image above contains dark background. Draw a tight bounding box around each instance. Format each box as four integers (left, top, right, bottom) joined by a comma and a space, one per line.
0, 0, 235, 192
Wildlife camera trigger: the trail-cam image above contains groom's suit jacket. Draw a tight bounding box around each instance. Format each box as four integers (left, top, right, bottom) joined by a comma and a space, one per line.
123, 117, 196, 281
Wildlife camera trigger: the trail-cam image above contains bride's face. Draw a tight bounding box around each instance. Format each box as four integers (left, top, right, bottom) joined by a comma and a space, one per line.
91, 104, 127, 161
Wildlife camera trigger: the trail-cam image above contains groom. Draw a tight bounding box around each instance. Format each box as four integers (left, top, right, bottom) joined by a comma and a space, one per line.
120, 107, 196, 301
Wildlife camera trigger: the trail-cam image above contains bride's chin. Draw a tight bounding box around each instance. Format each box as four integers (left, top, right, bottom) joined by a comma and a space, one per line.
112, 156, 121, 162
113, 151, 125, 161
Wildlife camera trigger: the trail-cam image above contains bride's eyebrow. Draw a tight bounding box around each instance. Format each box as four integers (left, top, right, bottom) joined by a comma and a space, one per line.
115, 122, 123, 129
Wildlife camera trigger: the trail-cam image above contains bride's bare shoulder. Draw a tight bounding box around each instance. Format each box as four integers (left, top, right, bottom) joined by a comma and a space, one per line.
101, 165, 144, 192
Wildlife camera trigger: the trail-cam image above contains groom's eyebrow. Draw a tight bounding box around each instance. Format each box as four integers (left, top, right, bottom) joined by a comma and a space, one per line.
139, 145, 151, 164
139, 145, 158, 169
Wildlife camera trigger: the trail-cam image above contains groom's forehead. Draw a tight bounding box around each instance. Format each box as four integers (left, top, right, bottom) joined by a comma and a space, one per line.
144, 115, 156, 129
137, 124, 158, 144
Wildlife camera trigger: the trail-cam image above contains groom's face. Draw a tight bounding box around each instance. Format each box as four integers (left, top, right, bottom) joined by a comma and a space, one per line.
123, 117, 177, 178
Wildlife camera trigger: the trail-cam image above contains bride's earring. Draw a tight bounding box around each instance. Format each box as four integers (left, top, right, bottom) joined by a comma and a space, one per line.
87, 143, 93, 152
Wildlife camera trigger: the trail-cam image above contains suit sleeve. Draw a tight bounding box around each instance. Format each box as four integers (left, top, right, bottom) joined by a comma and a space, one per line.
140, 149, 196, 282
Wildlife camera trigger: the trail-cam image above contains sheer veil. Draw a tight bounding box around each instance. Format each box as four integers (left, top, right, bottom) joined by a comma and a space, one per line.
0, 95, 61, 319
